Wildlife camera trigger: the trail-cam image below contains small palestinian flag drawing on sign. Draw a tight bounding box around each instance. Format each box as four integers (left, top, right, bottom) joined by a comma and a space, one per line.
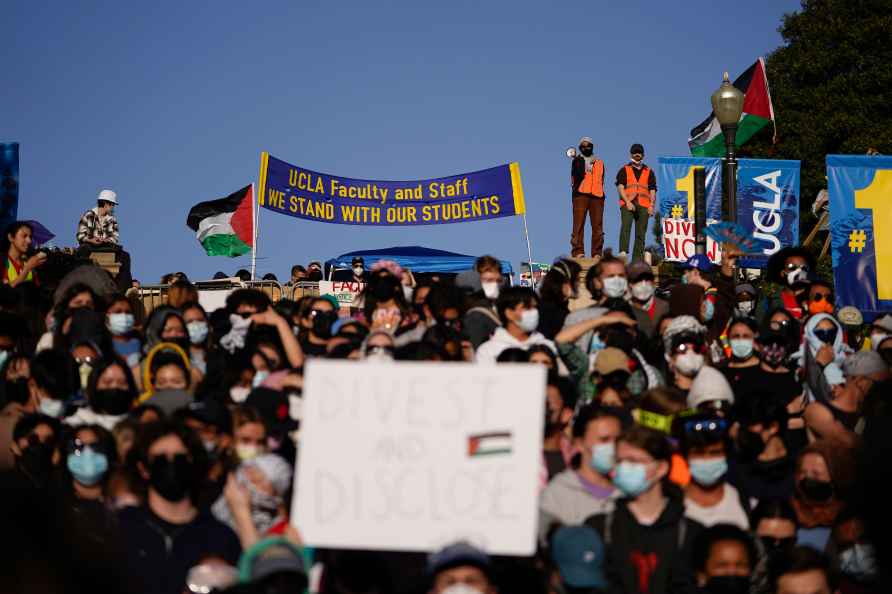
467, 431, 513, 457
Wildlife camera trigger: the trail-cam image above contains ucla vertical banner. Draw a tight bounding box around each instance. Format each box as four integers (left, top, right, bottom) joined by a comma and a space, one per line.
657, 157, 799, 266
736, 159, 800, 268
827, 155, 892, 320
656, 157, 722, 262
257, 153, 526, 226
0, 143, 19, 235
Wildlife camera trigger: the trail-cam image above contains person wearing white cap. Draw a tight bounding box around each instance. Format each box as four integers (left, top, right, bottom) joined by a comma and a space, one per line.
76, 189, 132, 289
569, 136, 606, 258
803, 350, 890, 448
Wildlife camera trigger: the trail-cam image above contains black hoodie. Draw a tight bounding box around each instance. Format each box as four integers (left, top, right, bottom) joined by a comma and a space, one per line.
585, 494, 702, 594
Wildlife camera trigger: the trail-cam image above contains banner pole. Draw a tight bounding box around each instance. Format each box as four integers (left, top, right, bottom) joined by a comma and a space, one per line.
251, 183, 258, 281
521, 213, 533, 279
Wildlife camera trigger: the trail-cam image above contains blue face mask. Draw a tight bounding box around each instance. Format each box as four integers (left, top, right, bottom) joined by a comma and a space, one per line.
590, 333, 606, 353
590, 442, 615, 474
187, 320, 209, 345
67, 446, 109, 486
702, 299, 715, 322
688, 457, 728, 487
107, 313, 135, 336
39, 397, 65, 419
613, 461, 652, 497
730, 338, 754, 359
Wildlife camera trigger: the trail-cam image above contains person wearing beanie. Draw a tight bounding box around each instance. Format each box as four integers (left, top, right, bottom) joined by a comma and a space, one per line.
570, 136, 607, 258
662, 315, 708, 397
687, 366, 734, 415
615, 143, 656, 262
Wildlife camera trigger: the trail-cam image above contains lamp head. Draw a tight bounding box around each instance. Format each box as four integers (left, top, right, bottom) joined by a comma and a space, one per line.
711, 71, 744, 126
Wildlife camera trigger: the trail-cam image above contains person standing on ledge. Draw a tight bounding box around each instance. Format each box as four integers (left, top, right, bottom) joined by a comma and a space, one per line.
570, 136, 606, 259
615, 143, 657, 262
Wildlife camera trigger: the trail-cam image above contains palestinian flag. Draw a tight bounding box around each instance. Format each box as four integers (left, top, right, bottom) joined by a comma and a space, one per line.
688, 58, 775, 157
467, 431, 513, 457
186, 185, 254, 257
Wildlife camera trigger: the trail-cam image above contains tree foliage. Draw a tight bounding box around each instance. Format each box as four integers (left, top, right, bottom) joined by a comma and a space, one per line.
738, 0, 892, 237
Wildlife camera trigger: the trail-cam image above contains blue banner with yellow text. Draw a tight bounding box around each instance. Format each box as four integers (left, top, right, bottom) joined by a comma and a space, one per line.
0, 143, 20, 236
656, 157, 799, 267
827, 155, 892, 321
257, 153, 526, 226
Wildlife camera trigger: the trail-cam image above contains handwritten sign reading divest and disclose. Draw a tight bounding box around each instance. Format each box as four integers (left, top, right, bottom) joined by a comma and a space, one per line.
257, 152, 526, 226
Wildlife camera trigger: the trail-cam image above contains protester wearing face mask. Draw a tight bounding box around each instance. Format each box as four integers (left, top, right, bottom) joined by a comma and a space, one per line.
692, 524, 755, 594
540, 404, 623, 542
558, 255, 626, 353
570, 136, 607, 258
63, 424, 117, 503
627, 261, 668, 339
585, 425, 703, 594
722, 318, 760, 372
541, 371, 577, 482
231, 405, 268, 463
298, 297, 337, 357
661, 316, 707, 397
804, 279, 835, 317
118, 420, 240, 594
734, 284, 757, 318
830, 509, 878, 589
476, 287, 557, 364
460, 256, 504, 349
678, 255, 729, 348
214, 452, 293, 549
733, 395, 796, 504
796, 313, 849, 405
615, 143, 657, 262
361, 330, 396, 362
680, 415, 749, 529
181, 301, 210, 377
761, 247, 815, 321
749, 499, 799, 594
867, 313, 892, 362
66, 356, 137, 431
9, 413, 62, 488
804, 351, 888, 448
427, 541, 497, 594
350, 256, 367, 283
180, 399, 233, 508
791, 441, 851, 552
537, 259, 582, 341
106, 294, 141, 366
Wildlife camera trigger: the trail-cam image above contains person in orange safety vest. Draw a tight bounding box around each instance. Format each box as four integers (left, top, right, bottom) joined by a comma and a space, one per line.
615, 143, 657, 263
570, 136, 606, 258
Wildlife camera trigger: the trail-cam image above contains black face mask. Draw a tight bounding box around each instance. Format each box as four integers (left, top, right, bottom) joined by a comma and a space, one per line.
580, 146, 593, 157
371, 276, 399, 301
311, 312, 334, 339
148, 454, 194, 502
17, 442, 55, 487
4, 378, 30, 405
91, 388, 134, 415
600, 371, 630, 391
813, 327, 838, 345
737, 429, 765, 462
760, 536, 796, 559
799, 477, 834, 503
703, 575, 750, 594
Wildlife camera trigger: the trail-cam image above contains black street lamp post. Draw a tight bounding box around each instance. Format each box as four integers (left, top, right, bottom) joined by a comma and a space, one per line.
711, 72, 745, 223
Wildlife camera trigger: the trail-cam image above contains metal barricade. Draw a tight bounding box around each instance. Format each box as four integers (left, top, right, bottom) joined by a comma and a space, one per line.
242, 280, 285, 303
133, 285, 170, 325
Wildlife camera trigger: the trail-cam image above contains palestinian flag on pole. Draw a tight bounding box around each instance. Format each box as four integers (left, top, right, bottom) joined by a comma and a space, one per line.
688, 58, 775, 157
186, 185, 254, 257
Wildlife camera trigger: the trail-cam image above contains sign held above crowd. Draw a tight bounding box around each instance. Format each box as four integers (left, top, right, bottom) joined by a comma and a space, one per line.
257, 152, 526, 227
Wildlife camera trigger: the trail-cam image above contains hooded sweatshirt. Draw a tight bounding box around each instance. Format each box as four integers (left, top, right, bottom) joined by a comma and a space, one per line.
586, 494, 702, 594
475, 327, 557, 364
795, 313, 849, 403
539, 468, 617, 543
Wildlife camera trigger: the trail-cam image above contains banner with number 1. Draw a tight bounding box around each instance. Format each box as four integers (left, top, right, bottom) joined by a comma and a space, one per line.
827, 155, 892, 321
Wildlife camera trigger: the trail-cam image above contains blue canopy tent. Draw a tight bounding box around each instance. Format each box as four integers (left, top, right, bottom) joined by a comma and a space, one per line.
325, 246, 513, 276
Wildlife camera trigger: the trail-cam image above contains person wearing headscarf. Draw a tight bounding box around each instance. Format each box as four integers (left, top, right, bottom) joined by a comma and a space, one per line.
795, 313, 849, 404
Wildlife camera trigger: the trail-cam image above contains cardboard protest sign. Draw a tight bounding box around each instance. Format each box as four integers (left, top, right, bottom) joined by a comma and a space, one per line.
318, 280, 365, 307
293, 360, 545, 555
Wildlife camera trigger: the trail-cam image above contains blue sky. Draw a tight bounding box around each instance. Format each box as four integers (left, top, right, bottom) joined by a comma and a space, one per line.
5, 0, 801, 282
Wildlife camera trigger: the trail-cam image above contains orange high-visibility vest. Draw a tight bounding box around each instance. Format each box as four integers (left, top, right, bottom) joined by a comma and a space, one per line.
622, 165, 653, 208
577, 160, 605, 196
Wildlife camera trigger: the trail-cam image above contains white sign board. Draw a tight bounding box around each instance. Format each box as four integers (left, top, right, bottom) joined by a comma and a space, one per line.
661, 218, 724, 263
318, 280, 365, 307
197, 289, 233, 314
293, 360, 545, 555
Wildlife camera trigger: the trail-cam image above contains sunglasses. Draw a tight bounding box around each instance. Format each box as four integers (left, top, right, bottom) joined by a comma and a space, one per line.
672, 342, 704, 355
785, 262, 809, 272
811, 292, 832, 301
683, 417, 730, 435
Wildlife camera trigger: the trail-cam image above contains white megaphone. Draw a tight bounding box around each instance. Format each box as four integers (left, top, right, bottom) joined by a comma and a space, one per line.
566, 147, 577, 159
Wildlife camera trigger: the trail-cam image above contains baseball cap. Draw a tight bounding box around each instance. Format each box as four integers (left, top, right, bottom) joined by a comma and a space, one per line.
550, 525, 607, 589
872, 314, 892, 334
630, 143, 644, 155
308, 261, 322, 270
594, 347, 631, 376
837, 306, 863, 327
627, 261, 654, 282
682, 254, 714, 273
238, 537, 307, 586
184, 399, 232, 433
579, 136, 593, 146
351, 256, 365, 266
427, 541, 491, 576
735, 283, 756, 297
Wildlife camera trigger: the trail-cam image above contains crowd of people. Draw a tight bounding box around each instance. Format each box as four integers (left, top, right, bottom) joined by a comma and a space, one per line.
2, 208, 892, 594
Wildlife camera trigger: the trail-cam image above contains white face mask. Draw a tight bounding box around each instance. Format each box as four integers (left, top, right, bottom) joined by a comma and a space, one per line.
39, 397, 65, 418
441, 585, 484, 594
737, 300, 754, 315
518, 308, 539, 333
107, 313, 135, 336
353, 266, 364, 276
871, 332, 889, 350
402, 285, 414, 302
230, 385, 250, 403
235, 443, 261, 462
631, 280, 655, 302
187, 320, 209, 345
482, 281, 500, 300
786, 267, 808, 286
674, 352, 705, 377
252, 371, 269, 388
603, 276, 628, 298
